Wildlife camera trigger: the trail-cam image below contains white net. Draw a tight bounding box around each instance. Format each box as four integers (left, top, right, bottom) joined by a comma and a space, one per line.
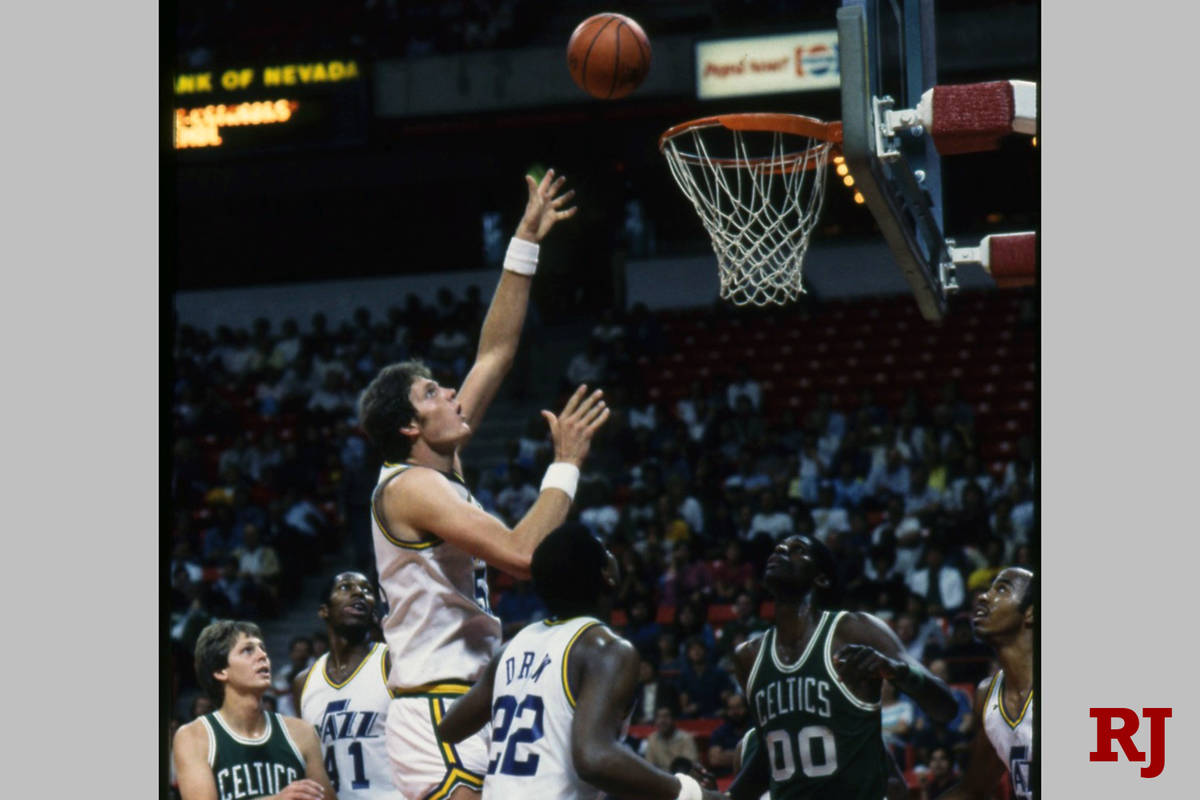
661, 120, 834, 306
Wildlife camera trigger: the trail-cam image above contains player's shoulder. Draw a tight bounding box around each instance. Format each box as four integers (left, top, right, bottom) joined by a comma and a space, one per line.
173, 716, 211, 753
831, 608, 895, 641
576, 621, 637, 663
279, 713, 320, 744
975, 671, 999, 704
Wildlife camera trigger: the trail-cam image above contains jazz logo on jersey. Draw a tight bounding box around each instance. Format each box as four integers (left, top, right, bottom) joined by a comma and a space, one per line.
318, 699, 383, 742
1089, 707, 1171, 779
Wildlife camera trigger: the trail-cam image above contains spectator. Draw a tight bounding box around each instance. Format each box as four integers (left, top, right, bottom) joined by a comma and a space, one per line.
717, 592, 768, 655
710, 539, 754, 603
831, 458, 868, 509
495, 465, 538, 525
811, 482, 851, 542
630, 658, 682, 726
880, 679, 917, 765
918, 746, 960, 799
273, 636, 314, 717
659, 541, 713, 607
748, 488, 793, 541
866, 446, 912, 499
565, 338, 608, 386
639, 706, 699, 771
906, 541, 967, 615
925, 615, 994, 686
707, 693, 753, 776
235, 523, 282, 615
494, 580, 547, 639
725, 363, 762, 411
911, 660, 974, 754
677, 636, 736, 718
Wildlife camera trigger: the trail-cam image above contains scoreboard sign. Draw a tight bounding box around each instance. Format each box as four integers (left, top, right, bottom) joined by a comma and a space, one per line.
172, 59, 367, 152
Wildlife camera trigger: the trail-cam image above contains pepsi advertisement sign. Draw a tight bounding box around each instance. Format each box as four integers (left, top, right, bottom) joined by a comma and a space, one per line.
696, 31, 840, 99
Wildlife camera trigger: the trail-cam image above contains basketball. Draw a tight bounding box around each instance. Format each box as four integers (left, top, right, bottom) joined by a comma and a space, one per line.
566, 13, 651, 100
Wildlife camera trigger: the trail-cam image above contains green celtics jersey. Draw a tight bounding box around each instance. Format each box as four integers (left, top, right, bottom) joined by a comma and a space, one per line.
746, 611, 887, 800
200, 710, 308, 800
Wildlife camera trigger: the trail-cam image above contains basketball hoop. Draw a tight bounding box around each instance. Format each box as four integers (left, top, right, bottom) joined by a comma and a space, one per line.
659, 113, 843, 306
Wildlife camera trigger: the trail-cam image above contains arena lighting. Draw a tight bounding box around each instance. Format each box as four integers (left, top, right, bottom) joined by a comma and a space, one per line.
853, 191, 865, 204
835, 163, 849, 177
842, 175, 854, 187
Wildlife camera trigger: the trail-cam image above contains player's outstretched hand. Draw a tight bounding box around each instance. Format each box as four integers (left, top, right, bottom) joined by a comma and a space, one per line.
541, 384, 609, 467
688, 762, 717, 790
276, 778, 326, 800
832, 643, 905, 683
516, 168, 578, 243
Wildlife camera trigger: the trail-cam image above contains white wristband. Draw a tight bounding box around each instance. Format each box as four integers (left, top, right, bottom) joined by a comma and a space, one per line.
540, 462, 580, 501
503, 237, 539, 276
674, 773, 702, 800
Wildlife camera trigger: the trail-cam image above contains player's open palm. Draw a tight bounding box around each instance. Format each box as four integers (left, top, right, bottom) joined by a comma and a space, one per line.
276, 778, 326, 800
517, 168, 578, 242
542, 384, 609, 466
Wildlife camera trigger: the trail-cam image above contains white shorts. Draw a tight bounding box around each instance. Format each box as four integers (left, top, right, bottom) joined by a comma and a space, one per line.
386, 685, 490, 800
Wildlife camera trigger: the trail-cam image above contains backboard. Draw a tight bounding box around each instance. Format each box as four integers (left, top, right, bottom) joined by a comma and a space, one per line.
837, 0, 953, 321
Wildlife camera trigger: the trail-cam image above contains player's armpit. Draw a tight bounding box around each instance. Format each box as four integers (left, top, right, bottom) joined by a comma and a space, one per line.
438, 653, 501, 744
731, 637, 763, 693
173, 721, 220, 800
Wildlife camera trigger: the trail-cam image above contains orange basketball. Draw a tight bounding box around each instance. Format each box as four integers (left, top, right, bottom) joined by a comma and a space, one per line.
566, 13, 651, 100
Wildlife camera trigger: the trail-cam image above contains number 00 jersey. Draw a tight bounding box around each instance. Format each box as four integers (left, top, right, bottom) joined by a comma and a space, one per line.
371, 463, 502, 689
298, 642, 401, 799
746, 611, 887, 800
981, 670, 1034, 800
482, 616, 606, 800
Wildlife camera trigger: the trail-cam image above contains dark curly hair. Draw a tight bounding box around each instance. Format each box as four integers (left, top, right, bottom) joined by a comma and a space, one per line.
532, 523, 611, 619
358, 360, 432, 462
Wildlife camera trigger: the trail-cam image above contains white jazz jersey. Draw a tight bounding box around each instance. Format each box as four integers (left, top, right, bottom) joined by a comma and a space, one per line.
981, 670, 1034, 800
482, 617, 607, 800
299, 642, 400, 799
372, 463, 502, 689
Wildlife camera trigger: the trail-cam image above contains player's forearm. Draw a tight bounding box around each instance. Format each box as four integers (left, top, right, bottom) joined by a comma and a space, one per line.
475, 268, 533, 369
896, 663, 959, 723
503, 489, 573, 579
573, 743, 684, 800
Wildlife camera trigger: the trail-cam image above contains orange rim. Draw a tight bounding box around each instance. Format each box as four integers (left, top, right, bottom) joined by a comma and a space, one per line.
659, 113, 843, 173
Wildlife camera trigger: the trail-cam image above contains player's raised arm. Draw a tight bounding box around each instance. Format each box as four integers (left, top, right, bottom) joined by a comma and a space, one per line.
833, 613, 959, 723
456, 168, 577, 435
384, 384, 609, 579
570, 628, 726, 800
438, 651, 503, 744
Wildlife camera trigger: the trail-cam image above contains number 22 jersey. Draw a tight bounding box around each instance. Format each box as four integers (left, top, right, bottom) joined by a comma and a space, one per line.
483, 616, 608, 800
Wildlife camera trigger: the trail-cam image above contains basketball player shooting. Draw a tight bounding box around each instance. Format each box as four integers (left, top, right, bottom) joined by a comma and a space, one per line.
934, 568, 1035, 799
437, 523, 726, 800
727, 535, 959, 800
357, 169, 611, 800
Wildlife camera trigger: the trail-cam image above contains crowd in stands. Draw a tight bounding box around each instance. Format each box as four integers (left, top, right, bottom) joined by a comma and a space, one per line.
169, 286, 1036, 794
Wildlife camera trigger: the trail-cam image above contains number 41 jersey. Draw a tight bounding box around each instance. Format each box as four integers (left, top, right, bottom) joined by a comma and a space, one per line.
299, 642, 401, 799
483, 616, 607, 800
746, 611, 887, 800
